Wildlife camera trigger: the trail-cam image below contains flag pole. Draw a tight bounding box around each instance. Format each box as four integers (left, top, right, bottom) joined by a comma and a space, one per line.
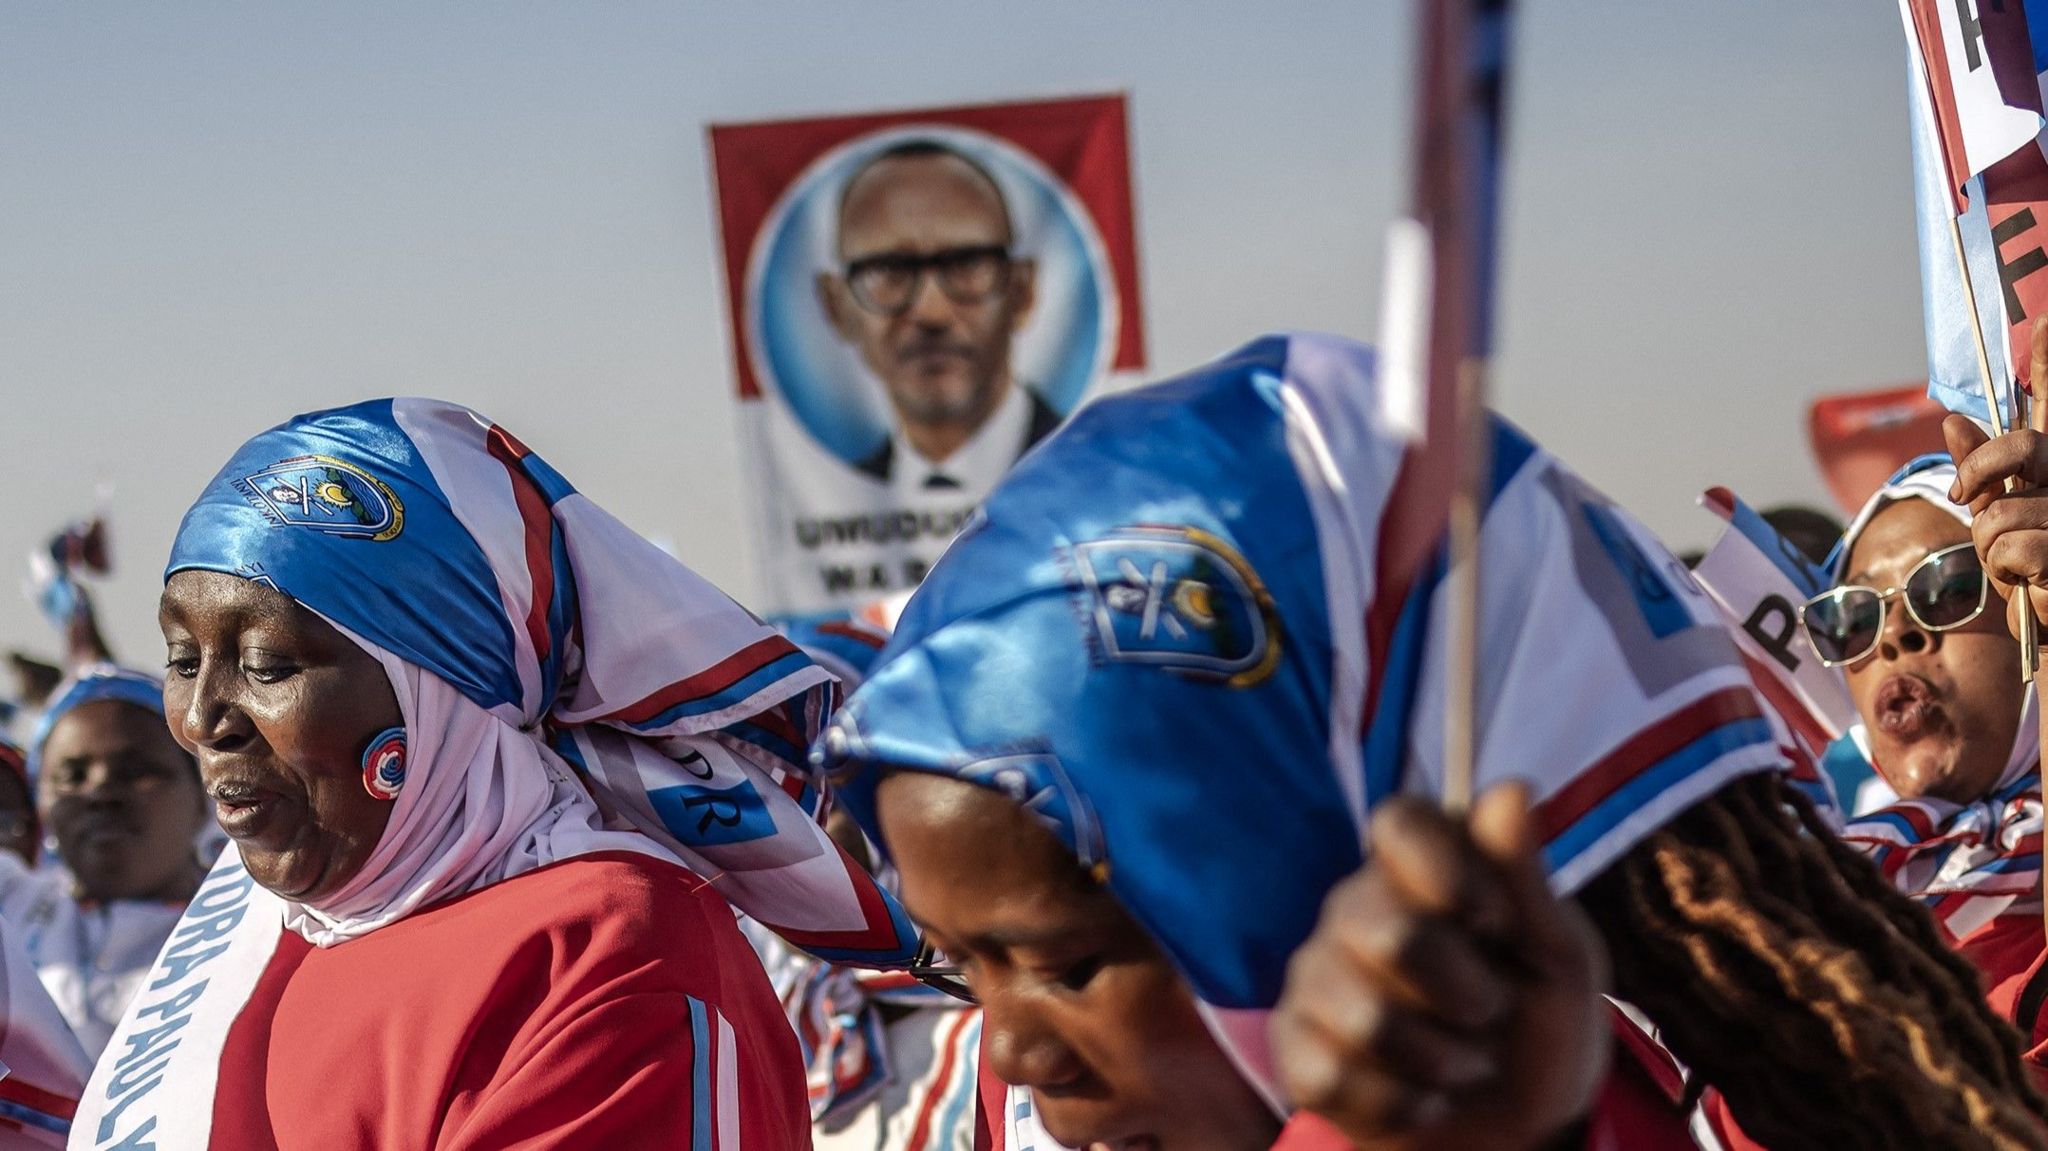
1390, 0, 1511, 815
1912, 44, 2042, 677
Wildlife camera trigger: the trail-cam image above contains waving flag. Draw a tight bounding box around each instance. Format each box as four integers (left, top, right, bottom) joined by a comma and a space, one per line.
1898, 0, 2044, 206
1372, 0, 1514, 809
1901, 2, 2048, 404
1910, 45, 2016, 423
1692, 488, 1856, 814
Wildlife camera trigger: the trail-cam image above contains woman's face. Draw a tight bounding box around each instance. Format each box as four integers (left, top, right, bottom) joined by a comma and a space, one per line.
879, 771, 1280, 1151
159, 570, 401, 902
38, 699, 207, 902
1841, 498, 2025, 802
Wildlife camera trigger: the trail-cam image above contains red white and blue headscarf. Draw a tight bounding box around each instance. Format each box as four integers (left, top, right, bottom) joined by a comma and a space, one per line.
821, 332, 1784, 1125
73, 398, 916, 1148
26, 667, 168, 782
1828, 456, 2043, 943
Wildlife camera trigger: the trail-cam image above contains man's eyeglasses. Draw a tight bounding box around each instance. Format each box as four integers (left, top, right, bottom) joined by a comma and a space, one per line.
907, 936, 978, 1004
1799, 542, 1990, 667
842, 245, 1012, 317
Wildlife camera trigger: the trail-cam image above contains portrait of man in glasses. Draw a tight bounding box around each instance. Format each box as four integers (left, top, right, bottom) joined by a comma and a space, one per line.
815, 140, 1063, 492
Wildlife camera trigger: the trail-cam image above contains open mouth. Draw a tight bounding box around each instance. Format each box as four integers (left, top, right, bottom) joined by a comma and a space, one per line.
207, 781, 285, 841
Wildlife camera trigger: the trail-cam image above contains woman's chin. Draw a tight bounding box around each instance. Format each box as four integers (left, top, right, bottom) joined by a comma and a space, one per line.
1888, 746, 2004, 804
242, 848, 333, 902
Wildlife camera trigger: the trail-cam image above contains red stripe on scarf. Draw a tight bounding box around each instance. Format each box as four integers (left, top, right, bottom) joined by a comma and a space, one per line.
486, 424, 557, 669
905, 1009, 977, 1151
0, 1075, 77, 1122
1536, 686, 1763, 842
602, 636, 803, 725
770, 845, 904, 953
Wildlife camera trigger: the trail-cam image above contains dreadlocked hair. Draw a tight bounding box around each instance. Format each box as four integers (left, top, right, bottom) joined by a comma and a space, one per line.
1578, 772, 2048, 1151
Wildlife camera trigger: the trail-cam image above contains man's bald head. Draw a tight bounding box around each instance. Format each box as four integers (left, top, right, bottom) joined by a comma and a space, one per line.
835, 141, 1015, 260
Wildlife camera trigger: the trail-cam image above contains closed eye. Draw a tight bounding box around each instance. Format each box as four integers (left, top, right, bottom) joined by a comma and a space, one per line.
1057, 954, 1104, 992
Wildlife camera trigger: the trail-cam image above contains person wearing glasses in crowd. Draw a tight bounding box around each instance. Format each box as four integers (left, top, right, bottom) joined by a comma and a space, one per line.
815, 139, 1060, 495
1789, 402, 2048, 1106
0, 666, 211, 1060
821, 332, 2047, 1151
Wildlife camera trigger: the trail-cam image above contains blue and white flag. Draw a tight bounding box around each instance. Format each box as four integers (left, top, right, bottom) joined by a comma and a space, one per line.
1910, 45, 2016, 425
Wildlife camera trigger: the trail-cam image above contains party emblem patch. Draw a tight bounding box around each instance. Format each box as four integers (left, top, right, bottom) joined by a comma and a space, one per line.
1072, 526, 1281, 686
236, 455, 405, 541
958, 753, 1107, 873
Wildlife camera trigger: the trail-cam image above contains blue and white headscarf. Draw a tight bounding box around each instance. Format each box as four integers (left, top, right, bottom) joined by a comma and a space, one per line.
76, 397, 921, 1147
158, 397, 915, 957
27, 666, 167, 781
821, 332, 1782, 1117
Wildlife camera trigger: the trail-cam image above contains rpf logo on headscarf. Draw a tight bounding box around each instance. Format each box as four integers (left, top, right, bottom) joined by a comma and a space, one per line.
958, 753, 1107, 874
1071, 526, 1281, 687
234, 455, 405, 541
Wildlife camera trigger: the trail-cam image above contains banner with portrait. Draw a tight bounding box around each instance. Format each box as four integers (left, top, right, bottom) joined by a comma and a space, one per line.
707, 94, 1145, 614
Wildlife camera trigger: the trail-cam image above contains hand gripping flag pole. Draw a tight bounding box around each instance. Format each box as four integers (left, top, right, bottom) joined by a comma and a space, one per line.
1377, 0, 1514, 812
1897, 2, 2048, 938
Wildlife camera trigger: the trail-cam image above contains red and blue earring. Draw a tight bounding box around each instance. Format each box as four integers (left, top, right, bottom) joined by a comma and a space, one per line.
361, 727, 407, 800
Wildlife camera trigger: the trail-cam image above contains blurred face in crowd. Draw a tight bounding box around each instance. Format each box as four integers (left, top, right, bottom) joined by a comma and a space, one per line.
818, 150, 1037, 449
0, 765, 36, 867
160, 570, 401, 902
878, 771, 1280, 1151
1841, 499, 2025, 802
38, 700, 207, 903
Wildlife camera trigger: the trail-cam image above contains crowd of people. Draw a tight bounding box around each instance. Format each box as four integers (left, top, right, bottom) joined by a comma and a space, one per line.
11, 282, 2048, 1149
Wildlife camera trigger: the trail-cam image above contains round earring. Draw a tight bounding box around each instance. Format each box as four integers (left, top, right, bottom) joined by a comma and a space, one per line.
361, 727, 407, 800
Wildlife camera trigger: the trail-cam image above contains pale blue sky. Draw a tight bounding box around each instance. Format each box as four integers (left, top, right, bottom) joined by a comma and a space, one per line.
0, 2, 1919, 664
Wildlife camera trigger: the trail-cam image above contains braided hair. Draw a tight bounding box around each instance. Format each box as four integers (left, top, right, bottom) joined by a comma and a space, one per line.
1580, 773, 2048, 1150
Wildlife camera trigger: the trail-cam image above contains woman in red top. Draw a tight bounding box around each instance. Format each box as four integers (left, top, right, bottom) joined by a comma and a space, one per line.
68, 398, 918, 1149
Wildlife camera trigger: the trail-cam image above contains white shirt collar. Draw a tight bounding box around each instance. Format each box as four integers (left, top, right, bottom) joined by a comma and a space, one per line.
889, 381, 1033, 499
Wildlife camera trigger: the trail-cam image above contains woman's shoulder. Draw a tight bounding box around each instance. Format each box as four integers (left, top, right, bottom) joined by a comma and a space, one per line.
402, 850, 733, 964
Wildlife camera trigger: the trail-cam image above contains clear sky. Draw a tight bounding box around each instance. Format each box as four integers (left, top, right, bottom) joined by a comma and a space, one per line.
0, 1, 1921, 666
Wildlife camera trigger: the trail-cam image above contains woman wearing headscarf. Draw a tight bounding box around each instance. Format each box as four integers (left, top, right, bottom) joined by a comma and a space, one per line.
0, 666, 210, 1059
1803, 457, 2039, 978
1880, 409, 2048, 1084
69, 398, 916, 1150
819, 333, 2048, 1151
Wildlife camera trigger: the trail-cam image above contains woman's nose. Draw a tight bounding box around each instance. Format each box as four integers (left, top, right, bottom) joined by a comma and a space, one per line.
174, 664, 248, 752
979, 988, 1086, 1090
1876, 595, 1933, 660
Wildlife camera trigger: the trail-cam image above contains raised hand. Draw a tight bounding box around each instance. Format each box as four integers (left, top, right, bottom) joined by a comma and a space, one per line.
1269, 782, 1609, 1151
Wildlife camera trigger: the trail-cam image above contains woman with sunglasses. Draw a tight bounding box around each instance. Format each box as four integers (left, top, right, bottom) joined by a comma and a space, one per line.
1670, 454, 2048, 1149
1802, 456, 2029, 811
